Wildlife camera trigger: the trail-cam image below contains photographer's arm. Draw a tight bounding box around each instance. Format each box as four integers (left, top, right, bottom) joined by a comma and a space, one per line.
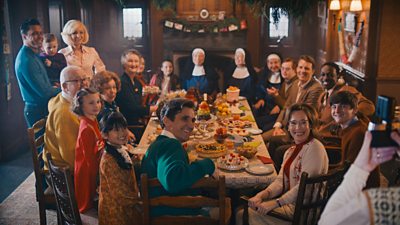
319, 132, 399, 225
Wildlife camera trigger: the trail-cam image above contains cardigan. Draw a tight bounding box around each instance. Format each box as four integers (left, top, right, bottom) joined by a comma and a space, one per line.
319, 165, 399, 225
265, 138, 328, 206
141, 135, 215, 216
115, 73, 150, 125
43, 93, 79, 171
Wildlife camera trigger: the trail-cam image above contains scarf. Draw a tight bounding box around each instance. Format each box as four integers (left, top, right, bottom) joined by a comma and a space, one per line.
104, 142, 133, 170
283, 136, 313, 189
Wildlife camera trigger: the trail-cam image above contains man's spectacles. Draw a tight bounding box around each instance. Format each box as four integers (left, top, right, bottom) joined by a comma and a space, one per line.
64, 79, 82, 83
64, 77, 90, 84
288, 119, 309, 128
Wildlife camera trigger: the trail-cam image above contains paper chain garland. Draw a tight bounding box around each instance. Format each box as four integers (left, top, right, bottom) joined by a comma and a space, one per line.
163, 17, 247, 33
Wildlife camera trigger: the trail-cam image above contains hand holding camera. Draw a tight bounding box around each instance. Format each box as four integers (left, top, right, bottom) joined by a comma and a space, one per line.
368, 95, 400, 147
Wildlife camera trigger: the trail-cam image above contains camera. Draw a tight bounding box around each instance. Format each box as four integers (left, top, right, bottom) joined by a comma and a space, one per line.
368, 95, 399, 147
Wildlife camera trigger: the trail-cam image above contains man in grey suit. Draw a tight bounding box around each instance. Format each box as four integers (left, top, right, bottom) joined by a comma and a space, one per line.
262, 55, 324, 170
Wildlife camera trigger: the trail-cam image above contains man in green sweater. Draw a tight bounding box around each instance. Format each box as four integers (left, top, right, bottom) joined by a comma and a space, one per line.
141, 98, 216, 216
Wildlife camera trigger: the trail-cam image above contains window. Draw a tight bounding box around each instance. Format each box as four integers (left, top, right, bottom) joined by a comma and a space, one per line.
269, 8, 289, 39
122, 8, 143, 39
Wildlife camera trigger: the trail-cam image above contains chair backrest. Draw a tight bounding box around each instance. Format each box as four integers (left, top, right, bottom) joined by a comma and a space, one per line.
141, 174, 229, 225
27, 118, 47, 202
291, 165, 348, 225
46, 153, 82, 225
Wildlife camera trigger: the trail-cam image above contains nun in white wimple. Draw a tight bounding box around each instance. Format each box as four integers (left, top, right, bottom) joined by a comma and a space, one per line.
224, 48, 257, 103
181, 48, 219, 95
254, 52, 283, 112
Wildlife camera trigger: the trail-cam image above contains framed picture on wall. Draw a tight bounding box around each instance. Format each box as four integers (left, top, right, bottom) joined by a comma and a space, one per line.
318, 1, 326, 19
344, 12, 356, 32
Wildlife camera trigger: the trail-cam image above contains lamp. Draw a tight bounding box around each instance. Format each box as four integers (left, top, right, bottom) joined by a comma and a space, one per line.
329, 0, 341, 10
350, 0, 363, 12
329, 0, 341, 29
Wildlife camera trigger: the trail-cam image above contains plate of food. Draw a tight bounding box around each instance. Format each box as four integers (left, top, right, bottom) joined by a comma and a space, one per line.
196, 143, 226, 158
219, 118, 247, 128
217, 153, 249, 171
245, 128, 263, 135
228, 128, 250, 137
245, 164, 274, 175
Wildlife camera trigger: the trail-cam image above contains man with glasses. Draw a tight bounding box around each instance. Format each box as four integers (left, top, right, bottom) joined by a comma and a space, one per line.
141, 98, 217, 217
15, 19, 60, 127
317, 62, 374, 126
43, 66, 87, 173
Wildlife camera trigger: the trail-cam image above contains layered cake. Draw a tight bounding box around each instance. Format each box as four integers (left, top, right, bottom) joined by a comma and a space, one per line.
197, 101, 211, 121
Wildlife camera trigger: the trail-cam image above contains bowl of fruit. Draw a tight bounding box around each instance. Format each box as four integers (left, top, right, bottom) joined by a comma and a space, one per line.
214, 127, 228, 144
216, 102, 230, 118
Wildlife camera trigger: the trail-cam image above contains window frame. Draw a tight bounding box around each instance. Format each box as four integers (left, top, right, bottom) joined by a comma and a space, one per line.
121, 2, 148, 48
264, 7, 294, 47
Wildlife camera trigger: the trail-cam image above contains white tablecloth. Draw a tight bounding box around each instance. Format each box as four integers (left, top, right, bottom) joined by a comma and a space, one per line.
137, 99, 277, 189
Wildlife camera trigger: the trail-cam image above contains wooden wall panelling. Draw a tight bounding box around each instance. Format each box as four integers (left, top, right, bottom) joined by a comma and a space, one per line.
2, 0, 40, 160
176, 0, 233, 19
363, 0, 381, 102
243, 4, 261, 67
376, 0, 400, 102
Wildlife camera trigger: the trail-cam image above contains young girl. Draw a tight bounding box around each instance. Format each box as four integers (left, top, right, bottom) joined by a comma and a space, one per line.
150, 60, 180, 97
72, 88, 104, 212
98, 112, 141, 225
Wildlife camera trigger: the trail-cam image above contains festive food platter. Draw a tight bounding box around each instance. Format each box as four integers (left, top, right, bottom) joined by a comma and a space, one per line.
195, 143, 226, 158
217, 153, 249, 171
227, 128, 250, 137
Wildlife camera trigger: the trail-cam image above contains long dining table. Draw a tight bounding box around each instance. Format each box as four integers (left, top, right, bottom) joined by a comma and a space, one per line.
137, 98, 277, 189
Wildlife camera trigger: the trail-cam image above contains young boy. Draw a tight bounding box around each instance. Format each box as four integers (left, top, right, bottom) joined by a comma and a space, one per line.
39, 33, 67, 87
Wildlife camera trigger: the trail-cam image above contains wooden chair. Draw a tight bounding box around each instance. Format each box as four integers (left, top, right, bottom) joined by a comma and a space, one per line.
141, 174, 231, 225
242, 165, 348, 225
27, 118, 56, 225
46, 153, 82, 225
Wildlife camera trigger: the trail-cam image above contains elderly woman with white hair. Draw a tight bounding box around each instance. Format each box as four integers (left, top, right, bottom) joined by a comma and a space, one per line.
59, 19, 105, 79
180, 48, 219, 96
224, 48, 257, 103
